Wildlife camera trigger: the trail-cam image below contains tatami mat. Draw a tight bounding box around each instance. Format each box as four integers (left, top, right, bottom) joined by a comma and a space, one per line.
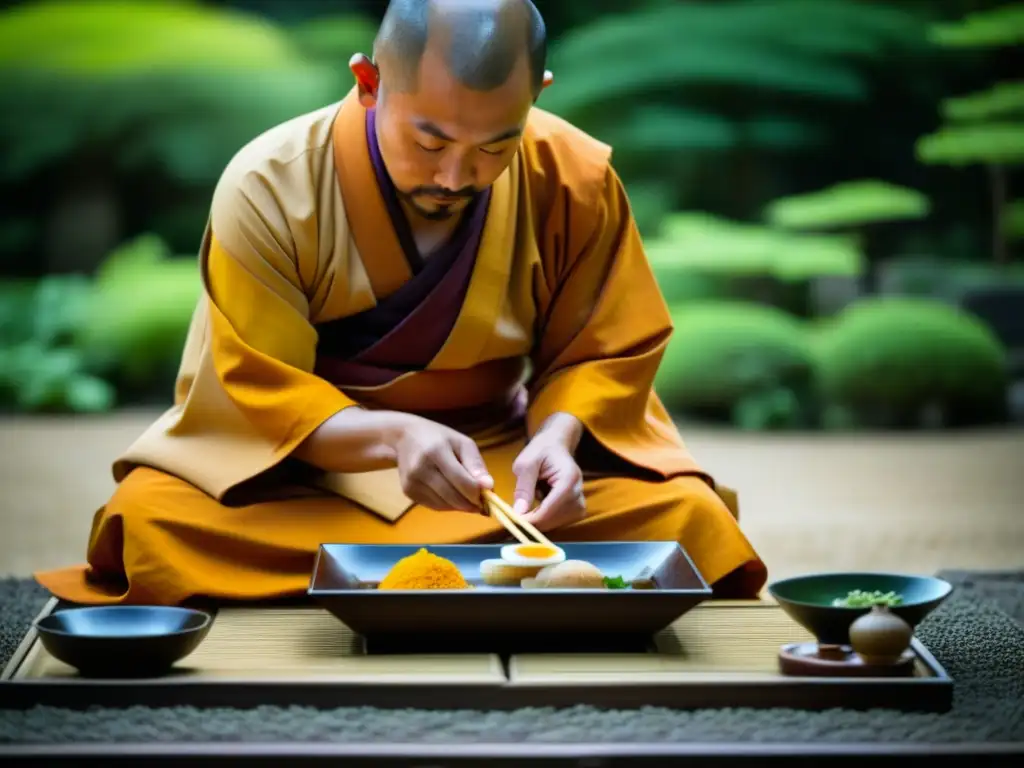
15, 607, 506, 683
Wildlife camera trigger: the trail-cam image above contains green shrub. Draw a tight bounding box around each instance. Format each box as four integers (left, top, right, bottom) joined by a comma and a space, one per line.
646, 211, 864, 316
646, 212, 863, 282
76, 234, 202, 390
0, 233, 203, 413
0, 0, 355, 264
0, 342, 115, 413
0, 276, 115, 413
654, 301, 817, 429
814, 297, 1009, 427
651, 265, 736, 305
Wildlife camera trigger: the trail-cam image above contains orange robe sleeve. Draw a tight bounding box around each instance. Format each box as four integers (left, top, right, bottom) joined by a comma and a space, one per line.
111, 162, 364, 503
527, 165, 705, 481
201, 231, 357, 452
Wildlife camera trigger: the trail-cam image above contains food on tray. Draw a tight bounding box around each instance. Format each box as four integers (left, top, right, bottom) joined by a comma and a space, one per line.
377, 548, 470, 590
480, 559, 546, 586
484, 542, 638, 590
376, 545, 643, 591
499, 543, 566, 567
522, 559, 607, 589
602, 575, 630, 589
831, 589, 904, 608
478, 543, 567, 586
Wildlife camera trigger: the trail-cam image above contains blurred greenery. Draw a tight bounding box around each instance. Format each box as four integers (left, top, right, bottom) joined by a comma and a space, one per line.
654, 295, 1011, 430
0, 0, 1020, 427
646, 211, 863, 315
813, 297, 1009, 428
878, 256, 1024, 299
0, 0, 304, 71
928, 3, 1024, 47
0, 275, 115, 413
914, 2, 1023, 265
288, 13, 379, 67
0, 0, 357, 266
764, 181, 931, 230
77, 234, 202, 387
0, 233, 200, 413
943, 80, 1024, 121
917, 122, 1024, 166
762, 180, 932, 291
654, 301, 818, 430
537, 0, 936, 223
1007, 200, 1024, 241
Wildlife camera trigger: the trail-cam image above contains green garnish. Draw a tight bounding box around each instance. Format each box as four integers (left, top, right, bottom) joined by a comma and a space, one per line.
603, 575, 629, 589
831, 589, 903, 607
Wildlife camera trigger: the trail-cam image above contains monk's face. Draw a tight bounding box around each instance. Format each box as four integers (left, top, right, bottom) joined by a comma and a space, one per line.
355, 46, 538, 221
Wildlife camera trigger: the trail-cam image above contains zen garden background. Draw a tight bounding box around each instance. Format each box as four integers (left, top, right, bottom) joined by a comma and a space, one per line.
0, 0, 1021, 582
0, 0, 1021, 431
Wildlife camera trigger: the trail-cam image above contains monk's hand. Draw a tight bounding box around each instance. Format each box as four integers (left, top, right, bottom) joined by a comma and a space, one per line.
391, 414, 493, 513
512, 414, 586, 532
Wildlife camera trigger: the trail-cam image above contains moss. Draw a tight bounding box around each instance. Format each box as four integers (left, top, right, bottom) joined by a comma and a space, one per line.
814, 297, 1009, 427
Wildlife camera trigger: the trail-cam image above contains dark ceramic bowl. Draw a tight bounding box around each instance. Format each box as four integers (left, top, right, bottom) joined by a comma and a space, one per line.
35, 606, 212, 678
767, 572, 953, 645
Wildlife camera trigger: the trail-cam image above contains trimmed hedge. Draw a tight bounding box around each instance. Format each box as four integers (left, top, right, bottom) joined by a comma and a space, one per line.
654, 301, 817, 429
814, 297, 1009, 427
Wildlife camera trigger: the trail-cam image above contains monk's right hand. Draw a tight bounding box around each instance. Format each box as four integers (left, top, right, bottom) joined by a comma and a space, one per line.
390, 415, 494, 513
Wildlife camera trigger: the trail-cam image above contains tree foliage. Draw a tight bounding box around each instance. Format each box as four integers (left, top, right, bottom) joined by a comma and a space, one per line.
1005, 199, 1024, 242
0, 0, 345, 184
287, 13, 379, 69
0, 275, 115, 413
0, 0, 306, 73
916, 4, 1024, 168
913, 3, 1023, 263
544, 0, 927, 109
0, 0, 360, 267
764, 180, 931, 230
943, 81, 1024, 122
646, 212, 863, 282
535, 0, 932, 224
917, 122, 1024, 166
928, 3, 1024, 48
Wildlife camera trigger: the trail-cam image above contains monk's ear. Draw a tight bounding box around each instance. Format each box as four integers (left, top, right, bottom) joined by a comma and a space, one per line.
349, 53, 380, 107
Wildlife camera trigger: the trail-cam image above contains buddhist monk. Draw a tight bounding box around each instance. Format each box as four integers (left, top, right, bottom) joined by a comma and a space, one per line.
36, 0, 767, 606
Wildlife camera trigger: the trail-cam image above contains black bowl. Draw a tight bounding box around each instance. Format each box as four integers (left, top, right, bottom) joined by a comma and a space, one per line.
35, 606, 212, 678
768, 572, 953, 646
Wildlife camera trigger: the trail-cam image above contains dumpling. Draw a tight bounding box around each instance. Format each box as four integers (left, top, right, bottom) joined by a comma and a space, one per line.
480, 559, 545, 586
525, 560, 606, 589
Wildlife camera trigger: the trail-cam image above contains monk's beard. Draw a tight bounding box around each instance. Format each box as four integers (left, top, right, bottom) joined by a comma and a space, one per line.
399, 186, 477, 221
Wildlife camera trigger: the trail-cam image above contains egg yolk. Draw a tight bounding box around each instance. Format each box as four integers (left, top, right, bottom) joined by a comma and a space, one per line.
513, 545, 558, 559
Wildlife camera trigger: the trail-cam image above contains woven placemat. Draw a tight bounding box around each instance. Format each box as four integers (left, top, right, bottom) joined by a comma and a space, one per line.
0, 570, 1022, 745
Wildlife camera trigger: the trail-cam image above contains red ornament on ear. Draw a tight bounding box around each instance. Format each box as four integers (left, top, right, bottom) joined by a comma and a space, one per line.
349, 53, 380, 106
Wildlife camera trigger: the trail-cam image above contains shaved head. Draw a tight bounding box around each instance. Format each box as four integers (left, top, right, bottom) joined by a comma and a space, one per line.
374, 0, 547, 97
351, 0, 551, 224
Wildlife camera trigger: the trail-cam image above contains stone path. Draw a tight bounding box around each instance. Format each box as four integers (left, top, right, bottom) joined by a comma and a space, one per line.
1, 410, 1022, 580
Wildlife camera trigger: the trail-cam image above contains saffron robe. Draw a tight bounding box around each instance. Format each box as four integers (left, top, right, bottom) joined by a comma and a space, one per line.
35, 91, 767, 606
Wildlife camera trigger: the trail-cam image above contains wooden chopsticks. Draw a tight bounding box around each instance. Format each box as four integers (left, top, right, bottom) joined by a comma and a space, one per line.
482, 489, 557, 550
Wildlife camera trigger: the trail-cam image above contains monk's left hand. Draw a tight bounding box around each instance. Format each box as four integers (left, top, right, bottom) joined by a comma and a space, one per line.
512, 419, 586, 532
